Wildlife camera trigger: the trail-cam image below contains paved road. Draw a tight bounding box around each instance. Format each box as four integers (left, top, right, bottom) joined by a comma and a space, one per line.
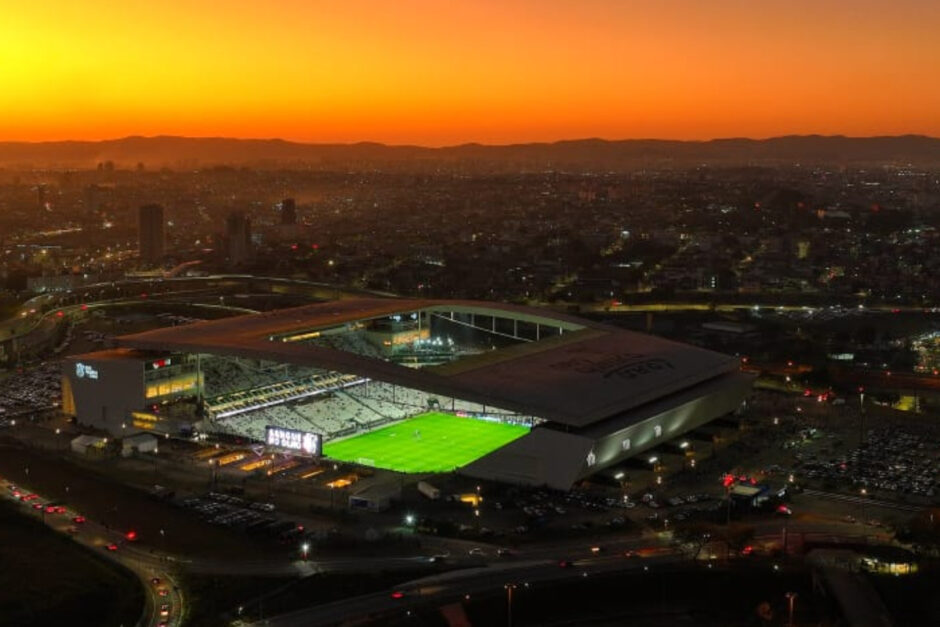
0, 471, 910, 627
801, 488, 925, 513
245, 549, 691, 627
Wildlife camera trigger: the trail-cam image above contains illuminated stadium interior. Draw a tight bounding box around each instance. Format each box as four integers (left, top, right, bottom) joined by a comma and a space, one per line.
124, 305, 551, 466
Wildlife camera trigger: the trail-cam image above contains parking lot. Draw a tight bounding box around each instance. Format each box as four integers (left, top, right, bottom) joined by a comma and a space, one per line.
0, 361, 61, 419
177, 491, 303, 543
779, 425, 939, 501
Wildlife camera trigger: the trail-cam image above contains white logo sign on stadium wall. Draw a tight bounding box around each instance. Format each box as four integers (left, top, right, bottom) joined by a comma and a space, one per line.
75, 362, 99, 380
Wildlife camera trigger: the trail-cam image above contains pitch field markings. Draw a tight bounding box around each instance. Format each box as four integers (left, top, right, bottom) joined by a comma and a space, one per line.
322, 412, 529, 473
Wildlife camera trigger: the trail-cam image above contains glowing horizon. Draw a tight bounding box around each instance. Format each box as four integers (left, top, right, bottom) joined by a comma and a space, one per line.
2, 1, 938, 146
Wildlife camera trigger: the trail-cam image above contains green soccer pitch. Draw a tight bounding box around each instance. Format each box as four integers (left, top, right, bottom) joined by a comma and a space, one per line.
322, 412, 530, 473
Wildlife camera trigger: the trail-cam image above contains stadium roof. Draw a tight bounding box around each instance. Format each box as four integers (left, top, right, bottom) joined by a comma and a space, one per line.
116, 298, 740, 429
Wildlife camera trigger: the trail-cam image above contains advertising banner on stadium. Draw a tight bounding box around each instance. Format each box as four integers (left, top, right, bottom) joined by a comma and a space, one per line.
265, 425, 322, 456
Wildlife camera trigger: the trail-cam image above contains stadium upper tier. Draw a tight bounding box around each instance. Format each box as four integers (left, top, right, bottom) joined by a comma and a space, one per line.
115, 298, 742, 430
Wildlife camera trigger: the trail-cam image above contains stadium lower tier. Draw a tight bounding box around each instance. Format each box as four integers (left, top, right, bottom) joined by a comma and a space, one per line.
322, 412, 530, 473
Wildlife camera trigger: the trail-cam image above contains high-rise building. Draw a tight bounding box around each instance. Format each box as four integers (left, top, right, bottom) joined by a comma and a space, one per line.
280, 198, 296, 225
138, 204, 165, 264
224, 211, 253, 267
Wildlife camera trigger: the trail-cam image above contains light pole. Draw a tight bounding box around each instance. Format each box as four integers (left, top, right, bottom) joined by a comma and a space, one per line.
301, 542, 309, 561
504, 583, 516, 627
858, 386, 865, 445
785, 592, 797, 627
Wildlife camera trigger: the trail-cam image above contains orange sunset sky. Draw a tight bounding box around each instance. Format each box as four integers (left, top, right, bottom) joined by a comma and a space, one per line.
1, 0, 938, 145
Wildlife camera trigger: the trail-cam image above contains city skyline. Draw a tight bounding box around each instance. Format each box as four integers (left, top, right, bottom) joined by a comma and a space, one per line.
2, 0, 939, 145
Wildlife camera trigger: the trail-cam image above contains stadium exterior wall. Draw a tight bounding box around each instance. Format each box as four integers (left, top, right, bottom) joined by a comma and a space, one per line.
461, 371, 754, 490
62, 354, 146, 436
586, 371, 755, 475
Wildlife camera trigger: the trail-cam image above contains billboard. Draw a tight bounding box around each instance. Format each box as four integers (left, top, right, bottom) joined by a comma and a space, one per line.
265, 425, 322, 456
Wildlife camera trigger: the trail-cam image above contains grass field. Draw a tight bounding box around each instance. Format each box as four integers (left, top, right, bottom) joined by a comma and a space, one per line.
0, 500, 144, 627
322, 412, 529, 473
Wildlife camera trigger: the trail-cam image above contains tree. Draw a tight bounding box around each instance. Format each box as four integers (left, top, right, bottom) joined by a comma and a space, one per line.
673, 521, 719, 560
900, 508, 940, 554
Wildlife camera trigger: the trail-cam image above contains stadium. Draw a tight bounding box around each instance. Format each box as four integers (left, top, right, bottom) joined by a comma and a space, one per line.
61, 299, 753, 489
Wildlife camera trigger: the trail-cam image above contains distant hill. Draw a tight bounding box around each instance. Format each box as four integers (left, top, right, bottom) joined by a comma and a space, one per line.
0, 134, 937, 169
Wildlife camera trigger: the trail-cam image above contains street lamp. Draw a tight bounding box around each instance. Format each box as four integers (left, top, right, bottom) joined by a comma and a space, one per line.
858, 386, 866, 444
404, 513, 415, 526
301, 542, 309, 561
504, 583, 517, 627
785, 592, 797, 627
